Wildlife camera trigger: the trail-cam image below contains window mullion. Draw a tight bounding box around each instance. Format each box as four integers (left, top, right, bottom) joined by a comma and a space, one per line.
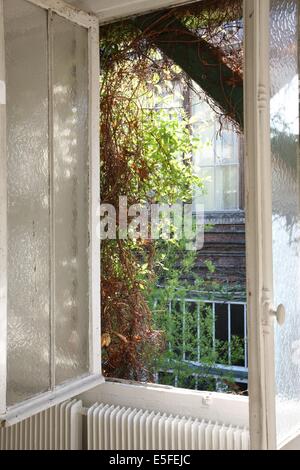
47, 9, 55, 391
88, 21, 101, 375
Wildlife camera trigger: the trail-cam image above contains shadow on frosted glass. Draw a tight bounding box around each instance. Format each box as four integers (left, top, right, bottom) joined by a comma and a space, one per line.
52, 13, 90, 384
4, 0, 50, 405
270, 0, 300, 445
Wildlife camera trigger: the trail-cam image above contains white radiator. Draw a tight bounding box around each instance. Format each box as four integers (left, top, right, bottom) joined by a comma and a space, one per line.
0, 399, 82, 450
86, 403, 250, 450
0, 400, 249, 450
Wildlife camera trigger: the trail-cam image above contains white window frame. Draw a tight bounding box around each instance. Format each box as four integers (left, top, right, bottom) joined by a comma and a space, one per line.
0, 0, 103, 426
244, 0, 279, 450
1, 0, 294, 451
245, 0, 299, 451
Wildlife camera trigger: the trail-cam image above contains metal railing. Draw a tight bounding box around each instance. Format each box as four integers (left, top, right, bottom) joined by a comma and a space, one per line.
153, 296, 248, 385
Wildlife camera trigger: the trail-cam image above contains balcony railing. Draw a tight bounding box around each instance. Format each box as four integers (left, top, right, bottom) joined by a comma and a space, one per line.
152, 295, 248, 389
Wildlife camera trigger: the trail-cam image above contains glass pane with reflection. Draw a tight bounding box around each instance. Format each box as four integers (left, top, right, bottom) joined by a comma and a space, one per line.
270, 0, 300, 446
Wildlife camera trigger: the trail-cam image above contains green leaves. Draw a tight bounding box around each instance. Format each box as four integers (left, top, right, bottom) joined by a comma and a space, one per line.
140, 107, 203, 204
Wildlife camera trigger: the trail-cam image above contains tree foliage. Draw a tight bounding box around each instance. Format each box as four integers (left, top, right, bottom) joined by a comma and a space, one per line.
100, 8, 245, 392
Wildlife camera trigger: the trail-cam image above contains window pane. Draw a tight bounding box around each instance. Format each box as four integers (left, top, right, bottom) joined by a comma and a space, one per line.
193, 122, 215, 167
5, 0, 50, 405
216, 126, 239, 165
216, 165, 239, 211
52, 13, 90, 384
191, 93, 215, 167
270, 0, 300, 446
195, 167, 215, 211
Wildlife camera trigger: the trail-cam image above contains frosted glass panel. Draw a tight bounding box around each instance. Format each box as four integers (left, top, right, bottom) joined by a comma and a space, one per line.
270, 0, 300, 445
52, 14, 90, 384
4, 0, 50, 405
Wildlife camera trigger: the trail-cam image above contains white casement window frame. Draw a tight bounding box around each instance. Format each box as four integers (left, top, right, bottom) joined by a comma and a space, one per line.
244, 0, 300, 451
0, 0, 292, 451
244, 0, 280, 450
0, 0, 103, 426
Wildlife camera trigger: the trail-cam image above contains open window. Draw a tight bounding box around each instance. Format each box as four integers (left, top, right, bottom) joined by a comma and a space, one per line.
0, 0, 299, 452
98, 0, 247, 397
0, 0, 102, 425
97, 0, 300, 450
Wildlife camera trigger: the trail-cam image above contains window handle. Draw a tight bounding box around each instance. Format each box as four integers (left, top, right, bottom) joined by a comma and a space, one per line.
268, 304, 286, 326
263, 296, 286, 328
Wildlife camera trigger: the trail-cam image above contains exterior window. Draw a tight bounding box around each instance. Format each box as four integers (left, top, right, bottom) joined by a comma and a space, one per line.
148, 80, 241, 213
191, 91, 240, 212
